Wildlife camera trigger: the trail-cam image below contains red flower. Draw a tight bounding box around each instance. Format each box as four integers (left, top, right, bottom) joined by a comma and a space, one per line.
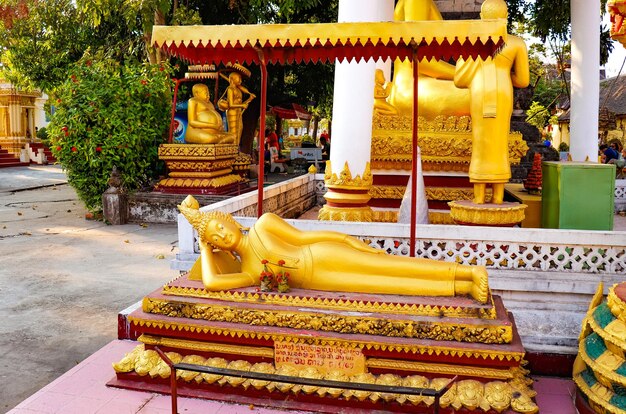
141, 79, 147, 85
56, 146, 62, 151
95, 146, 102, 152
261, 259, 268, 264
71, 146, 77, 152
56, 99, 61, 104
86, 60, 92, 67
278, 260, 285, 266
61, 126, 68, 131
65, 131, 69, 137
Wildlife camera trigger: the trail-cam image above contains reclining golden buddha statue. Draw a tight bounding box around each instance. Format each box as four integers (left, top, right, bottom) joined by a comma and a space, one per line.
178, 196, 489, 303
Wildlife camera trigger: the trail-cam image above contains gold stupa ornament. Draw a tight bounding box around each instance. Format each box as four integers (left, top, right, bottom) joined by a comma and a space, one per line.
319, 161, 375, 222
574, 282, 626, 414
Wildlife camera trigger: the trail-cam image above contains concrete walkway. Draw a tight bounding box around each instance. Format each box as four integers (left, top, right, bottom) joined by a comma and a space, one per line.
0, 166, 178, 413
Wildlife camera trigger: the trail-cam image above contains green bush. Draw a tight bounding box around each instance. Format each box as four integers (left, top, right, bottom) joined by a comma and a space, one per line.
48, 55, 173, 213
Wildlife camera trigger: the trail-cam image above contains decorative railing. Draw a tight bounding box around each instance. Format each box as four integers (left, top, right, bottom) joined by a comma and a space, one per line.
179, 213, 625, 276
616, 179, 626, 212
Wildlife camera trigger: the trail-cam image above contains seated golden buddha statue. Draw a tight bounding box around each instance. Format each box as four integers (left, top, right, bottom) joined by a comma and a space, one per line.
178, 195, 489, 303
388, 0, 470, 119
373, 69, 398, 116
185, 83, 234, 145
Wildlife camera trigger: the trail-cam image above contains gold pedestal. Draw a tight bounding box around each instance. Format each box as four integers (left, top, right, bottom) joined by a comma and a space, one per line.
319, 161, 374, 222
155, 143, 246, 194
448, 200, 527, 227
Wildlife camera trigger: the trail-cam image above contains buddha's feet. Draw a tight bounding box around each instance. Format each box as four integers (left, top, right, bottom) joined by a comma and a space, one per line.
471, 266, 489, 303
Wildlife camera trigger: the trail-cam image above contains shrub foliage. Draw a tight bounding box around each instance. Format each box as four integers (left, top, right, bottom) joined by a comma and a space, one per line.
48, 55, 173, 212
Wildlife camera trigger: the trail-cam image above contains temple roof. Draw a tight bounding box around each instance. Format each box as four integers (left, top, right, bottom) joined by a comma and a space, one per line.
152, 20, 507, 65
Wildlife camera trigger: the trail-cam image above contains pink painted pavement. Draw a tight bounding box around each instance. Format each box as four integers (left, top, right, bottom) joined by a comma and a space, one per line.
9, 340, 577, 414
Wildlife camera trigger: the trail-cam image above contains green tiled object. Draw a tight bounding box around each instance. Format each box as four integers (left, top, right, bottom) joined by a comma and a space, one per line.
542, 161, 615, 230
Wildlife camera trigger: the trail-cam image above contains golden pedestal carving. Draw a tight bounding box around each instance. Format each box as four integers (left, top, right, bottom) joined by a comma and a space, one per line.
369, 113, 528, 223
154, 143, 246, 194
319, 161, 374, 222
371, 113, 528, 173
448, 200, 527, 227
112, 274, 539, 413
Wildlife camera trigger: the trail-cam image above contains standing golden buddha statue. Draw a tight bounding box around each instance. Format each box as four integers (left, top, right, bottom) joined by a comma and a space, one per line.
454, 0, 529, 204
388, 0, 470, 119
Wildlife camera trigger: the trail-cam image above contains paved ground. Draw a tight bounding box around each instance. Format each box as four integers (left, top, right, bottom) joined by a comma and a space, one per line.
0, 166, 178, 413
0, 165, 624, 413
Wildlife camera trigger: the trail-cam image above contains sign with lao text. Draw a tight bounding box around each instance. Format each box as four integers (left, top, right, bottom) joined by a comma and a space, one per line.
274, 341, 366, 375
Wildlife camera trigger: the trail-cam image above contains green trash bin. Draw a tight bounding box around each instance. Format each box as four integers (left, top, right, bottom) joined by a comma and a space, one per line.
541, 161, 615, 230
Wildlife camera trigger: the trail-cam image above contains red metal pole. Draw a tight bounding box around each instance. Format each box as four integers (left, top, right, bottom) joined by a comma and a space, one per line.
257, 51, 268, 218
410, 47, 419, 257
169, 79, 182, 143
154, 347, 178, 414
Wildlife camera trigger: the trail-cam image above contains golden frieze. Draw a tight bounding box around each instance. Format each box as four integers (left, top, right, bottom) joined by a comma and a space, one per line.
371, 210, 399, 223
114, 345, 538, 413
448, 201, 527, 226
139, 334, 274, 359
369, 186, 406, 200
158, 143, 239, 160
369, 186, 493, 202
142, 298, 512, 344
156, 174, 243, 189
372, 113, 473, 133
127, 315, 524, 361
166, 160, 234, 171
366, 358, 514, 380
162, 283, 497, 319
318, 205, 374, 222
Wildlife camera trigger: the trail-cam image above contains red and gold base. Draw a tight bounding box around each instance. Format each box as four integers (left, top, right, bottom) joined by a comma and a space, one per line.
110, 274, 538, 413
154, 143, 251, 195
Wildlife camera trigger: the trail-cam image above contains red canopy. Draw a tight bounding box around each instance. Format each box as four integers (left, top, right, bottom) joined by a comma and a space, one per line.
152, 21, 507, 66
270, 103, 312, 120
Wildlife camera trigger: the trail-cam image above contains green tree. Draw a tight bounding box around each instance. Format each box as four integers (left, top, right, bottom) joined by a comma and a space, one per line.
526, 101, 551, 133
47, 54, 173, 212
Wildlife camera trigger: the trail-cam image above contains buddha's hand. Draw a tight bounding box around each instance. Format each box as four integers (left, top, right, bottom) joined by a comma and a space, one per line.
344, 235, 384, 254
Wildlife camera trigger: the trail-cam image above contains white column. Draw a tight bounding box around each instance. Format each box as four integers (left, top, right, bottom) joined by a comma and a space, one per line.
374, 0, 395, 81
570, 0, 600, 162
330, 0, 387, 176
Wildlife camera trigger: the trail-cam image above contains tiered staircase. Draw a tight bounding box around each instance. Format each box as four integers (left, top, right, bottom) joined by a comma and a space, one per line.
0, 145, 29, 168
26, 142, 56, 164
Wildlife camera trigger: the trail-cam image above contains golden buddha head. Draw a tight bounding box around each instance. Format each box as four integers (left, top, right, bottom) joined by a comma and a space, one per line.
178, 195, 244, 250
229, 72, 242, 85
480, 0, 507, 20
375, 69, 385, 85
192, 83, 210, 101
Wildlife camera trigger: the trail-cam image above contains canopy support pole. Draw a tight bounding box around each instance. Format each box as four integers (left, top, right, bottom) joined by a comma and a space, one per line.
257, 49, 268, 218
410, 46, 419, 257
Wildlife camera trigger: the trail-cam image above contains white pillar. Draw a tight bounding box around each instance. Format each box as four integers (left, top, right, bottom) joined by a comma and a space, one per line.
570, 0, 600, 162
330, 0, 383, 176
321, 0, 392, 221
374, 0, 395, 81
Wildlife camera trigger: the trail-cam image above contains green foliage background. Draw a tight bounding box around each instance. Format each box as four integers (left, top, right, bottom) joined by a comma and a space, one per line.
47, 56, 173, 212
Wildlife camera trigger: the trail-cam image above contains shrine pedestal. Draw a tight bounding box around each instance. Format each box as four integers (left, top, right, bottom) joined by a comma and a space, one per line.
448, 200, 527, 227
110, 274, 538, 413
154, 143, 250, 195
